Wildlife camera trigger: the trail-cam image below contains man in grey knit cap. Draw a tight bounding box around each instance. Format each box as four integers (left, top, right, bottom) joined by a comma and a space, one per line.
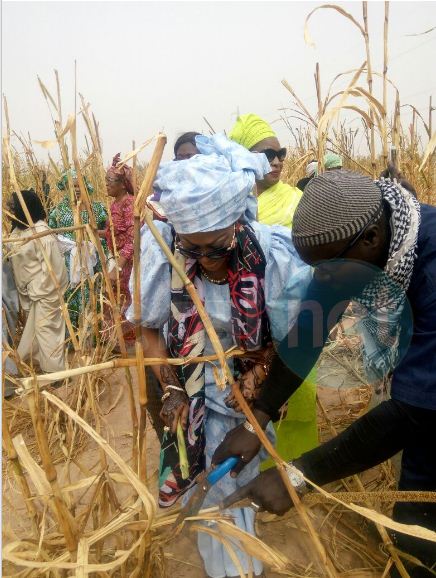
214, 169, 436, 578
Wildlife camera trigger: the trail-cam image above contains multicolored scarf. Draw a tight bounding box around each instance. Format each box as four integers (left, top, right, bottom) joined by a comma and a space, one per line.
158, 222, 270, 507
355, 179, 421, 381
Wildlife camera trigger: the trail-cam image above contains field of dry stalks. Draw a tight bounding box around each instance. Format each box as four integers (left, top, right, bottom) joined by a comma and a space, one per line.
2, 3, 435, 577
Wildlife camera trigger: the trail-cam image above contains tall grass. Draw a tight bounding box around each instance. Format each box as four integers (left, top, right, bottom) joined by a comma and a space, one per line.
2, 2, 435, 577
279, 2, 434, 204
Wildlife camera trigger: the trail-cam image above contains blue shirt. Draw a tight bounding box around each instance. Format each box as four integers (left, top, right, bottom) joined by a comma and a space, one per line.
126, 218, 312, 417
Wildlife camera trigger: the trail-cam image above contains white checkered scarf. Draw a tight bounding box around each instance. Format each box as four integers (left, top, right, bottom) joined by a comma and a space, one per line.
354, 179, 421, 382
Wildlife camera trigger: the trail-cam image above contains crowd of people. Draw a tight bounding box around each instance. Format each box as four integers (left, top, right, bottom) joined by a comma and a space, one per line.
2, 113, 435, 578
3, 153, 138, 379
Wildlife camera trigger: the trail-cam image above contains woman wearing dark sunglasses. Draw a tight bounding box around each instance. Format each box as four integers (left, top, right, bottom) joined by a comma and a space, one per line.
126, 133, 311, 578
230, 114, 318, 470
230, 113, 303, 229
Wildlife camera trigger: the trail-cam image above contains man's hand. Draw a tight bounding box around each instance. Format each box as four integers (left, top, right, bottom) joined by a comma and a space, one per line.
222, 467, 293, 516
380, 162, 417, 196
211, 409, 270, 477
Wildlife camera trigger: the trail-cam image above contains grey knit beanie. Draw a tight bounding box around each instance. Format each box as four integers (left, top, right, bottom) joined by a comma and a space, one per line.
292, 169, 383, 248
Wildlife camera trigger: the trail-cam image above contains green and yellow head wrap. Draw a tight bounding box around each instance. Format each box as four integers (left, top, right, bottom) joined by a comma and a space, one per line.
56, 169, 94, 194
229, 113, 276, 150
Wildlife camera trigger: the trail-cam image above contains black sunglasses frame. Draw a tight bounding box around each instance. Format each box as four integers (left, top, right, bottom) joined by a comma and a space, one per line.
175, 225, 236, 260
330, 208, 382, 260
259, 147, 287, 163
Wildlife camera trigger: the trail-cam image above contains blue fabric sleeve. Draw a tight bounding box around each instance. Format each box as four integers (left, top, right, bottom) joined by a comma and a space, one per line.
254, 222, 312, 342
126, 220, 172, 327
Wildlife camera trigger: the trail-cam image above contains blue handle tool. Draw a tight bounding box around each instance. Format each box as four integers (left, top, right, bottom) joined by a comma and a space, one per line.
173, 456, 239, 530
206, 456, 239, 486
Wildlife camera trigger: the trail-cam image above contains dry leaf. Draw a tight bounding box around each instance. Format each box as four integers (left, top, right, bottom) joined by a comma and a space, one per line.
42, 390, 156, 524
350, 503, 436, 542
318, 62, 366, 139
57, 115, 75, 139
419, 131, 436, 171
117, 137, 156, 167
353, 86, 387, 118
341, 105, 374, 128
37, 76, 58, 112
305, 4, 365, 49
33, 139, 57, 149
405, 26, 436, 36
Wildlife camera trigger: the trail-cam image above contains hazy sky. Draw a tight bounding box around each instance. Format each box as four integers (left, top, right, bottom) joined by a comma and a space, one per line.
2, 1, 436, 164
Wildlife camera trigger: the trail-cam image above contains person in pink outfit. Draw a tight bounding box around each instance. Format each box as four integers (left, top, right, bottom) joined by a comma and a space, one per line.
104, 153, 135, 343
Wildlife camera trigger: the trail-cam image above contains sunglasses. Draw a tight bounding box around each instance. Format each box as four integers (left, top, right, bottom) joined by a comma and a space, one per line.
259, 147, 287, 163
330, 207, 382, 260
176, 225, 236, 260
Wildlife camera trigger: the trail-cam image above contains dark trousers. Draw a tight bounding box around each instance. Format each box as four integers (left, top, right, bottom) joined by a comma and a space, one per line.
145, 368, 164, 443
390, 435, 436, 577
297, 400, 436, 577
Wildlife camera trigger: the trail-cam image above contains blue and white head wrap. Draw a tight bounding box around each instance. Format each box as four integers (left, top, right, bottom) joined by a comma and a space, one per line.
153, 133, 271, 233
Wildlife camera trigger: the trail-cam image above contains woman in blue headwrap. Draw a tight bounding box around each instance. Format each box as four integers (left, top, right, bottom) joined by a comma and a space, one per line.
48, 169, 108, 331
127, 134, 311, 578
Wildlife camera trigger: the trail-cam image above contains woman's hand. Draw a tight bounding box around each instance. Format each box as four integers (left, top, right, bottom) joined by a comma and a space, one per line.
108, 256, 127, 282
108, 267, 119, 282
225, 364, 266, 412
159, 389, 190, 434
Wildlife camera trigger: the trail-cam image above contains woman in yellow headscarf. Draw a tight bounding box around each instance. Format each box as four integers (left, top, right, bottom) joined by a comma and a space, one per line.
230, 113, 302, 227
230, 113, 318, 468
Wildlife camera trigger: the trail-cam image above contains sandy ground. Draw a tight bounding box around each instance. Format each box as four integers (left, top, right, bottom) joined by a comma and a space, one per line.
3, 333, 391, 577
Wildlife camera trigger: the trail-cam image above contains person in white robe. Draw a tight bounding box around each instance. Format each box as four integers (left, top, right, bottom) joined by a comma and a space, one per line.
7, 190, 68, 374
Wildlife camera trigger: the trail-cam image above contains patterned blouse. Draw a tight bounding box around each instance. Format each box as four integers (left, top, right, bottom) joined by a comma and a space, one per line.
104, 195, 134, 302
104, 195, 134, 261
48, 195, 108, 329
48, 196, 108, 241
